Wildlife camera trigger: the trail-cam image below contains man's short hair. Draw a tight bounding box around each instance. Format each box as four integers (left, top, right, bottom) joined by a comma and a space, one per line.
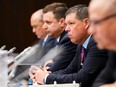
43, 2, 68, 20
65, 4, 88, 21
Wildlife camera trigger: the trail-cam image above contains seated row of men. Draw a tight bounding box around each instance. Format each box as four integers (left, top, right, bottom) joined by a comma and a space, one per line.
13, 0, 116, 87
28, 2, 108, 87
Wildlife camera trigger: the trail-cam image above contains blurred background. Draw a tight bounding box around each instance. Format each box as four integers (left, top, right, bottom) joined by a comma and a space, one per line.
0, 0, 90, 53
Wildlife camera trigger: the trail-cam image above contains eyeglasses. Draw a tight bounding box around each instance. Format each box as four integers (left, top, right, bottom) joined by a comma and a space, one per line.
90, 13, 116, 26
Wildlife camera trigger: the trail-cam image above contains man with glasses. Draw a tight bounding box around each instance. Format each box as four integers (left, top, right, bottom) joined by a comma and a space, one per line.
89, 0, 116, 87
88, 0, 116, 51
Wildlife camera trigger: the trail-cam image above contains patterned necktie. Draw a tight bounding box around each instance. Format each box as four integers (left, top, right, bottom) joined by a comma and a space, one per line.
81, 46, 85, 66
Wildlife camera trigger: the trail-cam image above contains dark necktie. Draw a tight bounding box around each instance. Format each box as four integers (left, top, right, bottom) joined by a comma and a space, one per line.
81, 46, 85, 66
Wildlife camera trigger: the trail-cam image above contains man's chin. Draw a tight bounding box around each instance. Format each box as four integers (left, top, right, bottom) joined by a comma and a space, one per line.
106, 45, 116, 51
71, 40, 77, 44
97, 43, 105, 50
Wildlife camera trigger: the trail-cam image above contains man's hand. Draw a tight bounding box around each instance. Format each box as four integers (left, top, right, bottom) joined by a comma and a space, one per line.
34, 66, 50, 85
100, 81, 116, 87
29, 66, 39, 83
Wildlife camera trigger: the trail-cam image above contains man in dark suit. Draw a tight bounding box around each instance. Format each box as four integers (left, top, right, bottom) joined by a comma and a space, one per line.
12, 9, 56, 81
29, 2, 77, 74
30, 9, 57, 64
91, 51, 116, 87
30, 9, 56, 51
89, 0, 116, 87
42, 2, 77, 72
29, 5, 108, 87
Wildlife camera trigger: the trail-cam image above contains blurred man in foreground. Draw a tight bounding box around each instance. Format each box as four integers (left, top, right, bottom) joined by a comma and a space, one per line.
89, 0, 116, 87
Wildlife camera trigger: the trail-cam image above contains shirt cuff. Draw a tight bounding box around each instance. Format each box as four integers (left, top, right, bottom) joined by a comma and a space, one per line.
44, 74, 49, 84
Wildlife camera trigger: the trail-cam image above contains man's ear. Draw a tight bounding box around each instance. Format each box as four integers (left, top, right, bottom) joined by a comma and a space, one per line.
59, 18, 65, 28
83, 18, 90, 29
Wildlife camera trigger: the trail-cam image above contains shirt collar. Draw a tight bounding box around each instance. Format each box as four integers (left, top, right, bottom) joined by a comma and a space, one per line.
57, 36, 60, 42
44, 35, 49, 42
83, 35, 91, 49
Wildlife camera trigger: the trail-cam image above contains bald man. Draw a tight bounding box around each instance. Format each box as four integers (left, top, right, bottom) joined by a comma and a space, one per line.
30, 9, 56, 48
31, 9, 47, 40
89, 0, 116, 87
12, 9, 56, 81
30, 9, 56, 66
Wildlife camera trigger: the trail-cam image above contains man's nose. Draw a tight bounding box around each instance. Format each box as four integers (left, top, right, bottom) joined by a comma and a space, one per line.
43, 23, 47, 29
88, 25, 94, 34
65, 25, 70, 32
32, 28, 36, 33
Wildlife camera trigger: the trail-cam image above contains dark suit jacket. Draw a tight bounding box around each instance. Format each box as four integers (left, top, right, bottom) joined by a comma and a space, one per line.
46, 36, 108, 87
92, 51, 116, 87
50, 31, 77, 72
40, 35, 56, 48
13, 35, 56, 80
39, 35, 56, 57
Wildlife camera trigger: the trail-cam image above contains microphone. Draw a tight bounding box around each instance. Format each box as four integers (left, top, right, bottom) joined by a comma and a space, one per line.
35, 46, 64, 66
0, 46, 16, 87
15, 46, 31, 60
8, 46, 31, 80
0, 45, 6, 50
11, 45, 64, 84
14, 44, 41, 65
8, 47, 16, 55
0, 46, 16, 56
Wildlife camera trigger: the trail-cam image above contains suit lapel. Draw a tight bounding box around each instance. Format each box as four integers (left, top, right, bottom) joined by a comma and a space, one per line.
38, 39, 44, 47
58, 31, 67, 43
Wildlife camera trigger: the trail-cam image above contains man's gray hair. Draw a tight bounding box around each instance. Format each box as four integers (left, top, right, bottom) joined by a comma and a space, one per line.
31, 9, 43, 21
